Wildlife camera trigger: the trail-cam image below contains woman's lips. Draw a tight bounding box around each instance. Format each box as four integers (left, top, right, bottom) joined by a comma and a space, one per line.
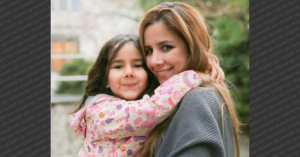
156, 68, 173, 76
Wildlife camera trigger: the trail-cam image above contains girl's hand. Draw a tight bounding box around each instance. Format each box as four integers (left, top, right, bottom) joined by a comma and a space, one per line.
197, 71, 211, 83
204, 54, 224, 83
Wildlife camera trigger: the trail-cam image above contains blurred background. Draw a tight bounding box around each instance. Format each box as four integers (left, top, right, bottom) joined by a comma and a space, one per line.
50, 0, 249, 156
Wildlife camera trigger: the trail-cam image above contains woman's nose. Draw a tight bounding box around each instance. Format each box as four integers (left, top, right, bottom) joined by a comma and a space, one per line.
149, 51, 164, 66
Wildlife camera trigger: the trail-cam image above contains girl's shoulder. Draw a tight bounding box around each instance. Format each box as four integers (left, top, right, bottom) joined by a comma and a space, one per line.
85, 94, 117, 105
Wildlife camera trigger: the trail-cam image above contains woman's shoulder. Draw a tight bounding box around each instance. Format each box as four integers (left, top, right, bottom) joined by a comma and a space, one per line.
186, 86, 220, 96
178, 86, 229, 126
155, 87, 234, 157
182, 86, 223, 110
178, 86, 232, 134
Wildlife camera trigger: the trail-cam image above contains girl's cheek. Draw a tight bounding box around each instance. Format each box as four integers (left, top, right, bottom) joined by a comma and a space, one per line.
143, 72, 148, 84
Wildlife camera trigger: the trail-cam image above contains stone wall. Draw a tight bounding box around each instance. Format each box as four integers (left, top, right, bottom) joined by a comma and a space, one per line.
51, 102, 82, 157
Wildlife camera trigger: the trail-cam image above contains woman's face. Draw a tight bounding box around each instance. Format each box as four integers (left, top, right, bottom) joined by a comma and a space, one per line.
108, 42, 148, 100
144, 22, 189, 84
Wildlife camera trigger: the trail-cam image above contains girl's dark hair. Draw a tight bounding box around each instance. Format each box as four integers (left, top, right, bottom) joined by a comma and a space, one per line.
73, 34, 159, 112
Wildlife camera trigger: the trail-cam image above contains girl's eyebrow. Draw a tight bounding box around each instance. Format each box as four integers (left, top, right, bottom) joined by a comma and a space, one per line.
133, 58, 143, 62
111, 60, 123, 64
111, 58, 142, 64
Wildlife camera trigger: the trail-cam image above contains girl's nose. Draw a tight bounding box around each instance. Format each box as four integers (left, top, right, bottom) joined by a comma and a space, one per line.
125, 66, 133, 77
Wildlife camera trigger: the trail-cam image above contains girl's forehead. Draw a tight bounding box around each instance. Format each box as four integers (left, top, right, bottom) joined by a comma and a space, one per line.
108, 42, 137, 59
113, 43, 142, 60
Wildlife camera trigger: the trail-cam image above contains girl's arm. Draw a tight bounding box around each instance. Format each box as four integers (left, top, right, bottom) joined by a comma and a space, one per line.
68, 94, 121, 140
69, 70, 202, 140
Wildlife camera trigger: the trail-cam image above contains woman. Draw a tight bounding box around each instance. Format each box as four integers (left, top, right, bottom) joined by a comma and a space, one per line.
137, 2, 240, 157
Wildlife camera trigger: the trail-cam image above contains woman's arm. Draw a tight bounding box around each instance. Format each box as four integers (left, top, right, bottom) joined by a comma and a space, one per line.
69, 70, 203, 140
153, 87, 235, 157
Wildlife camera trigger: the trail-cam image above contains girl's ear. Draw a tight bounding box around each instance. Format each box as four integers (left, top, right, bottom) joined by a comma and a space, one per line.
105, 83, 110, 88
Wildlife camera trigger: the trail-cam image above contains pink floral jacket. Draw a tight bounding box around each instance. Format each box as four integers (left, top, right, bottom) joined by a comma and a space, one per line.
69, 70, 202, 157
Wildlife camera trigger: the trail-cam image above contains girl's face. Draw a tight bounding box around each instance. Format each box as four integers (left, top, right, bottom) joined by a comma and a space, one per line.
108, 42, 148, 100
144, 22, 189, 84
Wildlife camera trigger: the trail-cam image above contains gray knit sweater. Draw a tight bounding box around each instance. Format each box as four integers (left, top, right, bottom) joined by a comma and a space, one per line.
153, 87, 235, 157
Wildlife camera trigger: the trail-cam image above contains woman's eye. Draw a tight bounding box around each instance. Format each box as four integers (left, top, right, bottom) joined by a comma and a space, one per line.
145, 49, 153, 55
162, 45, 173, 51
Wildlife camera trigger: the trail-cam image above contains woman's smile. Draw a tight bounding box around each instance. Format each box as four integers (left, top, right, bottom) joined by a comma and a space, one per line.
156, 68, 173, 75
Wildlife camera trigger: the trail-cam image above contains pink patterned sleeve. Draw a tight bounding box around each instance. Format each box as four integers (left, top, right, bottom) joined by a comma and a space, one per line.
85, 70, 203, 139
68, 106, 88, 141
68, 95, 119, 141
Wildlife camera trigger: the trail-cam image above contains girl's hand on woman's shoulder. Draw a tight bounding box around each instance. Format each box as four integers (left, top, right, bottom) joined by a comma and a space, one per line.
204, 54, 224, 83
197, 71, 214, 83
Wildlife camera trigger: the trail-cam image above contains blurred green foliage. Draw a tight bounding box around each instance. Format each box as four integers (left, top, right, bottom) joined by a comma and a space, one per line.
55, 59, 92, 94
139, 0, 249, 133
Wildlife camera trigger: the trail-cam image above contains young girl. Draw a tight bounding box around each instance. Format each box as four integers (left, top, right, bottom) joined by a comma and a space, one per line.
69, 34, 219, 157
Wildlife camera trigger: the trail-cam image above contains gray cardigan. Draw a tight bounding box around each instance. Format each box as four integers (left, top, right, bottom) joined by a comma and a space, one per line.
153, 87, 235, 157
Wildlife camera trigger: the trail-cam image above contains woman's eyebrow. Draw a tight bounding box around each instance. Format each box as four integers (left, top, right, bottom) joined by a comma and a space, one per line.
158, 40, 174, 45
144, 40, 174, 47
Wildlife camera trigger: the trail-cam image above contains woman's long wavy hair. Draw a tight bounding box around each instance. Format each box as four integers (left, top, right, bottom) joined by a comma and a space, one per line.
73, 34, 159, 113
138, 2, 241, 157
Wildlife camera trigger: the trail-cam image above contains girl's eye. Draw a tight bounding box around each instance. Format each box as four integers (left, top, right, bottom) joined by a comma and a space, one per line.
145, 49, 153, 55
113, 65, 122, 69
162, 45, 173, 51
134, 64, 143, 68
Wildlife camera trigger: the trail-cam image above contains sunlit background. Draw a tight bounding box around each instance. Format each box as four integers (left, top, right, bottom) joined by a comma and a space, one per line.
50, 0, 249, 157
